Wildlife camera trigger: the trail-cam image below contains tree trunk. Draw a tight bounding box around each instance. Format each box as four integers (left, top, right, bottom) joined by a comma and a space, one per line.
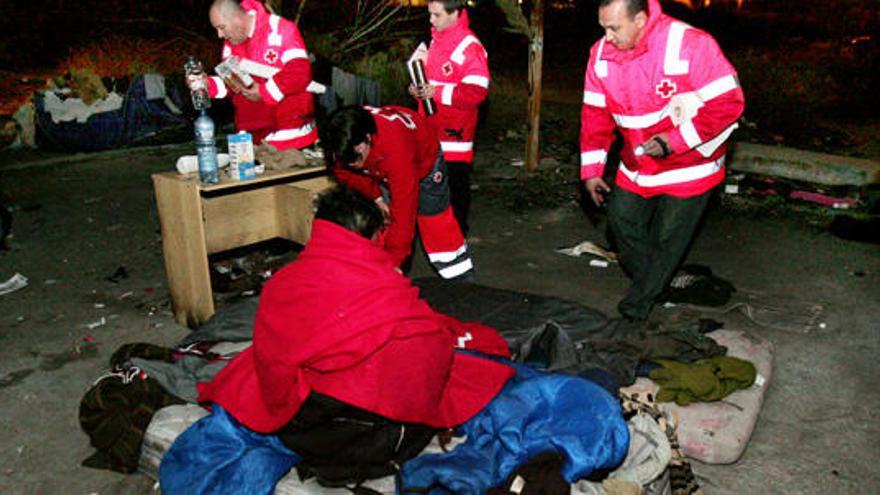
525, 0, 544, 172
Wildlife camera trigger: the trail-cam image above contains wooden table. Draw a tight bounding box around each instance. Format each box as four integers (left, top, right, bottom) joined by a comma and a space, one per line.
152, 166, 331, 327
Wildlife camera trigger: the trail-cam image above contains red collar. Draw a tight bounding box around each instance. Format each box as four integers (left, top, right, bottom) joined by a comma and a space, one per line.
431, 9, 471, 42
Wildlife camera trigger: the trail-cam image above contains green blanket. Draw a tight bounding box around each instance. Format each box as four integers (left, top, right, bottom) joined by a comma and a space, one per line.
649, 356, 757, 406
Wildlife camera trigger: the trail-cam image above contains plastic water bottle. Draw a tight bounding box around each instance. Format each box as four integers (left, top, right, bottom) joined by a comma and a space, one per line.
195, 110, 219, 184
184, 56, 211, 111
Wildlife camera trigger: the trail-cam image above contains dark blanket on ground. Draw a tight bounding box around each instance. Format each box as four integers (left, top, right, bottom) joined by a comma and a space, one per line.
414, 278, 726, 386
179, 279, 725, 389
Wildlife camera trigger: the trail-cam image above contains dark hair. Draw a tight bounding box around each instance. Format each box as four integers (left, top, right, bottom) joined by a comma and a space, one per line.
319, 106, 376, 166
430, 0, 467, 15
314, 187, 384, 240
598, 0, 647, 18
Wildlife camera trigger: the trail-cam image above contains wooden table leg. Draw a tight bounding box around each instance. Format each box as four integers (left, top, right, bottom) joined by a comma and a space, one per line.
152, 174, 215, 327
276, 176, 332, 244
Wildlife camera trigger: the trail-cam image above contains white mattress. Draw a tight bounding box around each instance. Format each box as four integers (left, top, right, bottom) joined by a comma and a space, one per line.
623, 329, 774, 464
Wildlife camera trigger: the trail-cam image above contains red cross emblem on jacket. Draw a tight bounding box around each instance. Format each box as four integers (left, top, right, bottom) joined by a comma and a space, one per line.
655, 78, 677, 99
264, 49, 279, 64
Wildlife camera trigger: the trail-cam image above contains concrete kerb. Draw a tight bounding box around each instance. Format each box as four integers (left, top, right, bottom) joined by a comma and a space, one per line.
728, 142, 880, 187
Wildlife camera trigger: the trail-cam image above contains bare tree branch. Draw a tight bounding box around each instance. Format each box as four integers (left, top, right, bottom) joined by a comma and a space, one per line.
295, 0, 308, 24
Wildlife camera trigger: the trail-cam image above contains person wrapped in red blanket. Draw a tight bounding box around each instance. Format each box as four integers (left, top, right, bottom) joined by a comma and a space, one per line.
197, 187, 513, 434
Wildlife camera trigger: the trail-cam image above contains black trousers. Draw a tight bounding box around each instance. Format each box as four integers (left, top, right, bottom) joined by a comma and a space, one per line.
446, 161, 472, 236
607, 186, 713, 320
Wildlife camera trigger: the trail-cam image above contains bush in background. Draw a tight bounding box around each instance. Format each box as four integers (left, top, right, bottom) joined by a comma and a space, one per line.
304, 0, 420, 106
65, 35, 216, 80
350, 40, 417, 106
732, 48, 833, 145
731, 37, 879, 153
50, 35, 217, 104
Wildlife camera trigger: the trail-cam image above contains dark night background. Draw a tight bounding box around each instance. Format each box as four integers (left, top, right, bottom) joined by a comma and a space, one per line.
0, 0, 878, 152
0, 4, 878, 493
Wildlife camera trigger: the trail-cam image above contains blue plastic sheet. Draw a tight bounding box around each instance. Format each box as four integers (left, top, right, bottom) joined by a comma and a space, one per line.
399, 364, 630, 494
159, 404, 301, 495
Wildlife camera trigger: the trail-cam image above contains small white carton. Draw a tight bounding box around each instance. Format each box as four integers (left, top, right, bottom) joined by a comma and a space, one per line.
227, 131, 255, 180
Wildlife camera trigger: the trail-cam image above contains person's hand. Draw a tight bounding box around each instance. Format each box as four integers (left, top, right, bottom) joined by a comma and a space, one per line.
419, 84, 436, 100
409, 84, 435, 100
375, 197, 391, 222
640, 133, 672, 158
186, 73, 207, 92
584, 177, 611, 206
408, 83, 421, 100
240, 83, 261, 102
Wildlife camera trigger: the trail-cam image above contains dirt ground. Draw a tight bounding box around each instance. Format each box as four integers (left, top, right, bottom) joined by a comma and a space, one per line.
0, 111, 878, 495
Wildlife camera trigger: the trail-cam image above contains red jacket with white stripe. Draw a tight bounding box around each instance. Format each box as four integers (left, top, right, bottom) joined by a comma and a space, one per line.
332, 106, 438, 266
207, 0, 317, 150
580, 0, 744, 198
425, 9, 489, 163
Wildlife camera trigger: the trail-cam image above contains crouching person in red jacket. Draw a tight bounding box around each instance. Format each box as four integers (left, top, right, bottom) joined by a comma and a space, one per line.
196, 187, 512, 483
321, 105, 474, 280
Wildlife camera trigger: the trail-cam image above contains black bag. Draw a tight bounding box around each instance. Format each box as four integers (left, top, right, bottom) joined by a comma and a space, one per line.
274, 392, 438, 488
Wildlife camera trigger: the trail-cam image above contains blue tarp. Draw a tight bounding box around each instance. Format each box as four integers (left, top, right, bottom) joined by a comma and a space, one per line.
159, 404, 301, 495
34, 74, 187, 152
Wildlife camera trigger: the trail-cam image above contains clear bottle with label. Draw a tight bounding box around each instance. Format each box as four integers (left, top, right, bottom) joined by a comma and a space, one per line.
185, 56, 218, 183
184, 56, 211, 111
195, 110, 219, 184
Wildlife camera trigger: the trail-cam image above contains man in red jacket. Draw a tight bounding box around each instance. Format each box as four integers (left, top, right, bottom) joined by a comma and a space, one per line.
321, 105, 474, 280
197, 187, 512, 434
195, 0, 318, 150
580, 0, 744, 321
409, 0, 490, 235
